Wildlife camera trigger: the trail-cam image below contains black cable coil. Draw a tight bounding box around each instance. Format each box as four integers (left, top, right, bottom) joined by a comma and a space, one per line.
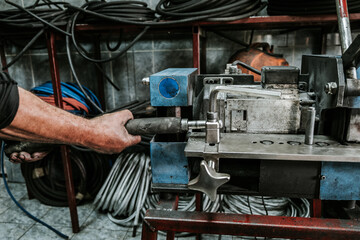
155, 0, 266, 21
21, 147, 111, 207
267, 0, 360, 16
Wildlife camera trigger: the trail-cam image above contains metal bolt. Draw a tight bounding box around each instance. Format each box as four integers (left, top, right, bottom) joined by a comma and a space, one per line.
324, 82, 338, 95
320, 175, 326, 180
142, 77, 150, 85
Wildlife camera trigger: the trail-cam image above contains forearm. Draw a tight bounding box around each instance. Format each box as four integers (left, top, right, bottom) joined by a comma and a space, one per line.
0, 87, 141, 154
0, 87, 93, 146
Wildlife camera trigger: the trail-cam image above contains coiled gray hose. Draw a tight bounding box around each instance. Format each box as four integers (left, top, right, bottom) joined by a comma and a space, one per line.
95, 152, 310, 233
223, 195, 310, 218
94, 152, 151, 227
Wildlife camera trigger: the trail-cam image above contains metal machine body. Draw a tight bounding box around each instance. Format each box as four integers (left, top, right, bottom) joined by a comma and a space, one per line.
148, 40, 360, 201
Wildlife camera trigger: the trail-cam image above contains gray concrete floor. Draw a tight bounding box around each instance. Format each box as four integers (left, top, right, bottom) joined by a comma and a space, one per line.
0, 179, 239, 240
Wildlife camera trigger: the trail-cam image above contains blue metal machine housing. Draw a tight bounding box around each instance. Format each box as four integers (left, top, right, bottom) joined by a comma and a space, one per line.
150, 68, 197, 107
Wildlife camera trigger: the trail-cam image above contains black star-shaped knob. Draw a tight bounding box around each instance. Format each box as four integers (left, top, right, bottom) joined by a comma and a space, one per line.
188, 160, 230, 201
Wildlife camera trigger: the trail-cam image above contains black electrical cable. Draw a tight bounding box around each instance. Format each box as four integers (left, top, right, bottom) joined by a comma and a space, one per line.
65, 0, 265, 26
267, 0, 360, 16
4, 0, 71, 36
232, 60, 261, 75
155, 0, 266, 22
65, 17, 104, 114
1, 141, 68, 239
2, 12, 68, 70
106, 30, 123, 52
70, 2, 150, 64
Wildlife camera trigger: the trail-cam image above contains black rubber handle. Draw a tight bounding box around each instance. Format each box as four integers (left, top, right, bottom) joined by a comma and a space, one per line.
125, 117, 183, 135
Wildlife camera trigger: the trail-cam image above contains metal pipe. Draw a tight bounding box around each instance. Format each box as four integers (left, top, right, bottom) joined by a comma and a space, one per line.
208, 86, 281, 113
335, 0, 357, 79
305, 107, 316, 145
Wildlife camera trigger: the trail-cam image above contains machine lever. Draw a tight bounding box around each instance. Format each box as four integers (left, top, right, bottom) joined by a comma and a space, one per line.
188, 160, 230, 201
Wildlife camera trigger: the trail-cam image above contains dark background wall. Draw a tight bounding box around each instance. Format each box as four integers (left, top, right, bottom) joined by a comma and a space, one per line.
0, 0, 354, 112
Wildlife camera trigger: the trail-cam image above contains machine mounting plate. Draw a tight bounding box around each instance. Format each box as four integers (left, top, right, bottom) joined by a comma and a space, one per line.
185, 132, 360, 162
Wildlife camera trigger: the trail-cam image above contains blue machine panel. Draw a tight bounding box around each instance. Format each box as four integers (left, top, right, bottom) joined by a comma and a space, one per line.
150, 141, 189, 184
320, 162, 360, 200
150, 68, 197, 106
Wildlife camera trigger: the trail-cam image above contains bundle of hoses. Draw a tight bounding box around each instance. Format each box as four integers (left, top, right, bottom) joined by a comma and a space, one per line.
223, 195, 310, 218
94, 151, 311, 231
267, 0, 360, 16
156, 0, 266, 21
21, 147, 111, 207
30, 81, 102, 116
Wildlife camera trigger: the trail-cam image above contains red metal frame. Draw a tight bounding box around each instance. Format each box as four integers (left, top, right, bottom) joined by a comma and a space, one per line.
74, 14, 360, 32
142, 209, 360, 240
338, 0, 350, 18
46, 32, 80, 233
0, 43, 7, 72
312, 199, 322, 218
192, 26, 200, 73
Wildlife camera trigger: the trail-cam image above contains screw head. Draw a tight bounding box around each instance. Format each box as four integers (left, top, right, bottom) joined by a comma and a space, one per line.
324, 82, 338, 95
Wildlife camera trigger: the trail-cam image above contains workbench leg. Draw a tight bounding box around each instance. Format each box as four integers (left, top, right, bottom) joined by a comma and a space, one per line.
195, 193, 203, 240
142, 220, 158, 240
312, 199, 322, 218
46, 32, 80, 233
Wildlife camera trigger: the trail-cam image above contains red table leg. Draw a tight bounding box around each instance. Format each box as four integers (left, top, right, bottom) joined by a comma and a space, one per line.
46, 32, 80, 233
193, 26, 201, 74
312, 199, 322, 218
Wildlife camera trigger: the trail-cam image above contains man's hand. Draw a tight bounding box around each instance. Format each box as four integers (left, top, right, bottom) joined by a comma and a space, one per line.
9, 151, 50, 164
85, 110, 141, 154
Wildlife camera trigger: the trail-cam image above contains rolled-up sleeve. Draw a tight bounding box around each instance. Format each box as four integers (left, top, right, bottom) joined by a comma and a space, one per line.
0, 72, 19, 129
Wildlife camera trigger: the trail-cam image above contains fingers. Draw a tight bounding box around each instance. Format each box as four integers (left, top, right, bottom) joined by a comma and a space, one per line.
8, 151, 49, 163
129, 135, 141, 146
118, 109, 134, 124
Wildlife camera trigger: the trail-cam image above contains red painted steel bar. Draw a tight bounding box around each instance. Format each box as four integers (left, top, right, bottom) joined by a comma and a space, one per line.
46, 32, 80, 233
337, 0, 349, 18
312, 199, 322, 218
143, 210, 360, 240
195, 193, 203, 240
74, 14, 360, 32
192, 26, 200, 73
0, 42, 7, 72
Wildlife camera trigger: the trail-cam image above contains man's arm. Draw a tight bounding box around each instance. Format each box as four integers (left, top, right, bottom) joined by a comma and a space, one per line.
0, 87, 141, 154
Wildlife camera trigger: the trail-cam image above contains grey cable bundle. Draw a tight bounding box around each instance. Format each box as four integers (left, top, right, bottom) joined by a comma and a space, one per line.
95, 152, 310, 231
223, 195, 310, 218
94, 152, 151, 227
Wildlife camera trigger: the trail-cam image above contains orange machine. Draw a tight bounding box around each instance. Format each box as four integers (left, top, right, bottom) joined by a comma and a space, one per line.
229, 43, 289, 82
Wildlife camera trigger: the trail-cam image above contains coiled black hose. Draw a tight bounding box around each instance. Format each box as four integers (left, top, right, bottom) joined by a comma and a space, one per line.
268, 0, 360, 16
156, 0, 266, 22
21, 147, 111, 207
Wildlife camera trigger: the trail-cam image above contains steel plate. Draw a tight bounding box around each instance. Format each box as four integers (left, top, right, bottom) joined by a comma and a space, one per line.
185, 132, 360, 162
